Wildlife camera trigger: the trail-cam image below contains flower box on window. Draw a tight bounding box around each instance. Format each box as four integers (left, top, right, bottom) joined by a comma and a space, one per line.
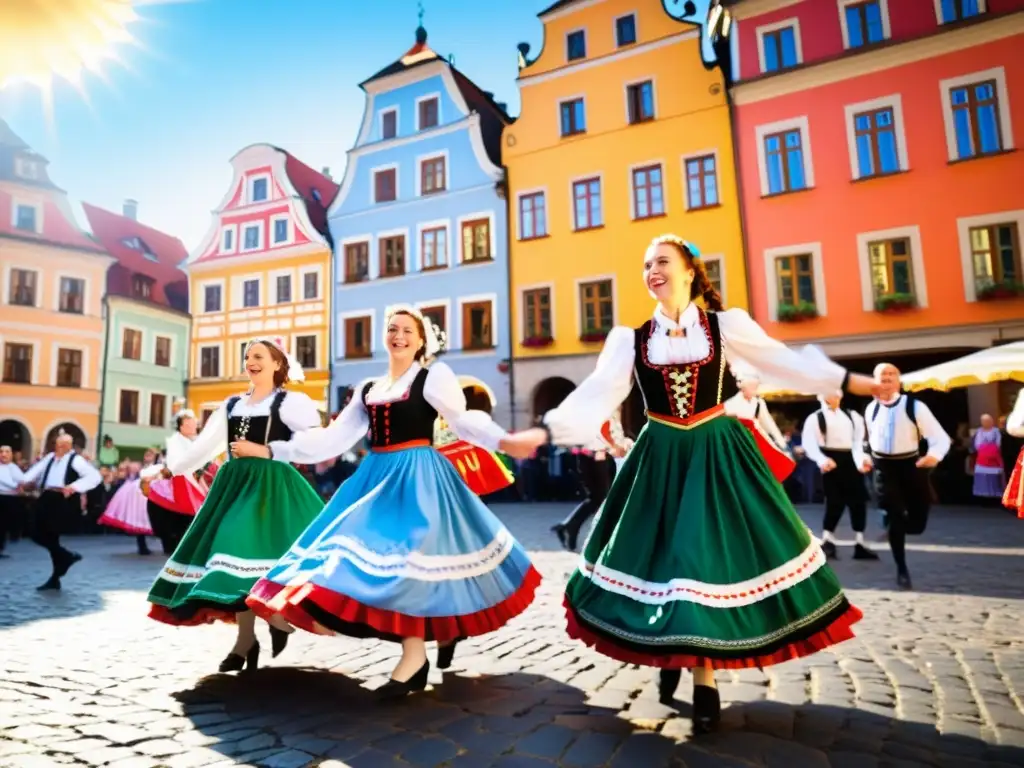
977, 280, 1024, 301
874, 292, 916, 313
580, 327, 611, 343
522, 335, 554, 349
776, 301, 818, 322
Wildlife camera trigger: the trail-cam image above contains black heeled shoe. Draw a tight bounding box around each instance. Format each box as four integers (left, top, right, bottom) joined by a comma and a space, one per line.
218, 641, 260, 673
377, 661, 430, 701
437, 639, 460, 670
658, 669, 681, 705
692, 684, 721, 735
269, 626, 290, 658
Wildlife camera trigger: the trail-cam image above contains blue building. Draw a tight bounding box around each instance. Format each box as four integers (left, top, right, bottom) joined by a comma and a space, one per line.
328, 25, 513, 425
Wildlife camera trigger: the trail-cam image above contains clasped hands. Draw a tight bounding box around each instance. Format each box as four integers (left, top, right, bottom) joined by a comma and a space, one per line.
230, 440, 271, 459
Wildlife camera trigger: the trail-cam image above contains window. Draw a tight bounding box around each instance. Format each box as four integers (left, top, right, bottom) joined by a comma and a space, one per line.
949, 79, 1004, 159
566, 29, 586, 60
627, 81, 655, 124
421, 227, 448, 269
970, 222, 1020, 288
131, 274, 154, 301
843, 1, 886, 48
374, 168, 397, 203
462, 301, 493, 351
685, 155, 719, 209
222, 228, 234, 252
418, 97, 439, 130
632, 165, 665, 220
14, 204, 37, 233
420, 305, 447, 334
55, 348, 82, 388
573, 178, 602, 231
461, 219, 491, 263
579, 280, 613, 332
200, 346, 220, 377
14, 157, 37, 179
344, 317, 371, 358
201, 408, 216, 426
204, 284, 222, 312
761, 25, 799, 72
2, 343, 32, 383
240, 342, 248, 373
853, 107, 900, 177
380, 235, 406, 277
296, 335, 317, 369
122, 328, 142, 360
243, 279, 260, 308
344, 242, 369, 282
560, 99, 586, 137
705, 259, 723, 298
869, 238, 915, 299
276, 274, 291, 304
940, 0, 982, 23
251, 177, 268, 202
616, 14, 637, 46
150, 394, 167, 428
8, 268, 36, 306
243, 224, 260, 250
59, 277, 84, 314
519, 192, 547, 240
381, 109, 397, 139
523, 287, 552, 339
119, 390, 139, 424
273, 218, 289, 244
303, 271, 318, 300
421, 156, 446, 195
763, 129, 808, 194
774, 254, 816, 307
155, 336, 171, 367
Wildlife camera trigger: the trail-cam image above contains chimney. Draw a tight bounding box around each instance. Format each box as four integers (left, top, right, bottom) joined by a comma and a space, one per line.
123, 199, 138, 220
321, 166, 332, 179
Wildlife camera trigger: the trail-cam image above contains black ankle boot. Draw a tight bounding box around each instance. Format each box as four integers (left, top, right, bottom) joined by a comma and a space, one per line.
269, 626, 290, 658
658, 669, 681, 705
437, 639, 460, 670
377, 661, 430, 701
218, 641, 260, 673
692, 684, 721, 734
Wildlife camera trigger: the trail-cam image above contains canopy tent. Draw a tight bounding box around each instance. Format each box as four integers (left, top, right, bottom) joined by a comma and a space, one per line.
901, 342, 1024, 392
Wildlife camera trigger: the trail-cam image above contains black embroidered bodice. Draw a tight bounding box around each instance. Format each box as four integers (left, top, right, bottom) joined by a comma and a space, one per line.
225, 391, 292, 449
362, 367, 438, 448
632, 310, 738, 419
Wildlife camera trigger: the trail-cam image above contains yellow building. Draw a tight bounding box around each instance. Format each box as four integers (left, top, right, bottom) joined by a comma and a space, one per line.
185, 144, 338, 422
504, 0, 747, 425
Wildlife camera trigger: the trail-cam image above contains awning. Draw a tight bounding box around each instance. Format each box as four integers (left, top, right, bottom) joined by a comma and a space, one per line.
901, 342, 1024, 392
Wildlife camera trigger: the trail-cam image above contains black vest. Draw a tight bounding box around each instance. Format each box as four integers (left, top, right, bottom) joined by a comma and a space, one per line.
362, 368, 438, 448
632, 310, 737, 419
42, 451, 80, 488
225, 391, 292, 450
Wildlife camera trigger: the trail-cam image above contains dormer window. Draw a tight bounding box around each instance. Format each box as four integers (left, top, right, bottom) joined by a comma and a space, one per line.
381, 108, 398, 139
13, 203, 39, 233
418, 97, 439, 131
132, 274, 155, 301
14, 157, 38, 180
567, 30, 586, 61
250, 176, 269, 203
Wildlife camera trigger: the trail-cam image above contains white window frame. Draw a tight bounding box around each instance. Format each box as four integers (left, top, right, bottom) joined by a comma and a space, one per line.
843, 94, 910, 179
269, 214, 292, 246
241, 222, 263, 252
568, 172, 605, 231
414, 298, 452, 338
220, 224, 238, 254
762, 243, 828, 321
556, 94, 587, 137
153, 334, 175, 368
51, 343, 90, 388
14, 156, 38, 179
699, 253, 729, 308
837, 0, 891, 49
456, 293, 499, 352
10, 199, 42, 234
755, 18, 804, 74
956, 209, 1024, 302
148, 391, 171, 429
623, 76, 658, 124
292, 332, 321, 371
415, 219, 452, 271
376, 227, 411, 279
681, 149, 722, 210
196, 342, 223, 379
933, 0, 987, 24
270, 268, 295, 305
515, 187, 549, 241
370, 162, 400, 205
415, 150, 450, 197
235, 274, 263, 310
856, 225, 928, 311
455, 211, 497, 265
336, 309, 375, 360
518, 281, 556, 343
0, 336, 41, 384
627, 159, 668, 220
415, 92, 442, 131
613, 11, 638, 47
939, 66, 1015, 162
574, 274, 618, 337
339, 235, 373, 282
565, 27, 587, 62
754, 115, 815, 196
299, 265, 322, 301
248, 173, 271, 204
54, 274, 89, 314
120, 323, 146, 361
3, 264, 40, 307
199, 278, 225, 314
379, 106, 399, 140
115, 387, 142, 425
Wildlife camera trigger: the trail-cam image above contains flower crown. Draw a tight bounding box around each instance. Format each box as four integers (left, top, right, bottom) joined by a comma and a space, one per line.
386, 305, 448, 359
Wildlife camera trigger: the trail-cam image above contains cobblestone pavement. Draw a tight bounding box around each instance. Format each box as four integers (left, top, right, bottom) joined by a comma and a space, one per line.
2, 502, 1024, 768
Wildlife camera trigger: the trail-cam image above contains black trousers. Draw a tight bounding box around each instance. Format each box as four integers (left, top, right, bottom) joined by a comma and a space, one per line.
0, 494, 20, 551
31, 490, 78, 573
146, 500, 192, 555
821, 450, 868, 533
561, 454, 616, 539
874, 456, 931, 573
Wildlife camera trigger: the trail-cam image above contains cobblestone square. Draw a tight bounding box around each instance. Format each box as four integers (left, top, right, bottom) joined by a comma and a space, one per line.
2, 503, 1023, 767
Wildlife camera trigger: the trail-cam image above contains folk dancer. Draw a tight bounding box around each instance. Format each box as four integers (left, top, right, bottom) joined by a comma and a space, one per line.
20, 433, 101, 590
0, 446, 26, 558
802, 391, 878, 560
863, 363, 951, 590
724, 369, 796, 483
509, 235, 877, 733
972, 414, 1005, 503
146, 339, 325, 673
1002, 390, 1024, 517
246, 307, 541, 700
99, 451, 157, 555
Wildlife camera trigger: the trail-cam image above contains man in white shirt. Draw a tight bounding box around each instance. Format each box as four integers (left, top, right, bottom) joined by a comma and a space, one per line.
20, 433, 102, 590
863, 363, 951, 590
0, 445, 26, 558
725, 370, 789, 452
802, 391, 877, 561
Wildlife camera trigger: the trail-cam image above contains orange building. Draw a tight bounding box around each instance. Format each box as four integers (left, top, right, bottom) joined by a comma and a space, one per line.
729, 1, 1024, 418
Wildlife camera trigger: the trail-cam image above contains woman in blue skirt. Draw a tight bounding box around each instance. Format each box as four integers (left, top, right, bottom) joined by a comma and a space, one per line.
247, 306, 542, 699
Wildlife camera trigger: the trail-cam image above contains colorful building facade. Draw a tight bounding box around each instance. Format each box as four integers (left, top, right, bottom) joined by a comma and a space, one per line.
185, 144, 337, 424
0, 120, 114, 458
328, 26, 514, 425
84, 201, 191, 456
729, 0, 1024, 417
504, 0, 748, 426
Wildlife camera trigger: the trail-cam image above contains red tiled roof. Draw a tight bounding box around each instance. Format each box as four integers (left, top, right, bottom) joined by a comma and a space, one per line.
282, 152, 340, 240
0, 189, 106, 253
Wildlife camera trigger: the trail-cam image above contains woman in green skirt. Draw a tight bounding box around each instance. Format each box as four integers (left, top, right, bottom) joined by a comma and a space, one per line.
511, 234, 880, 733
147, 338, 325, 673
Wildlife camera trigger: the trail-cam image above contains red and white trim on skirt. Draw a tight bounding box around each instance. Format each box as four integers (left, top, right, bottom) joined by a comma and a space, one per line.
1004, 447, 1024, 518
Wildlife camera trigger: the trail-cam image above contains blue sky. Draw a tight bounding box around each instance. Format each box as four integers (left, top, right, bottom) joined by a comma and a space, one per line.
0, 0, 711, 253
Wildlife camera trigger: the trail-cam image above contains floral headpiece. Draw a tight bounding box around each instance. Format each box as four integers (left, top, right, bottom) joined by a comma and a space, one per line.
386, 305, 448, 360
246, 336, 306, 382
